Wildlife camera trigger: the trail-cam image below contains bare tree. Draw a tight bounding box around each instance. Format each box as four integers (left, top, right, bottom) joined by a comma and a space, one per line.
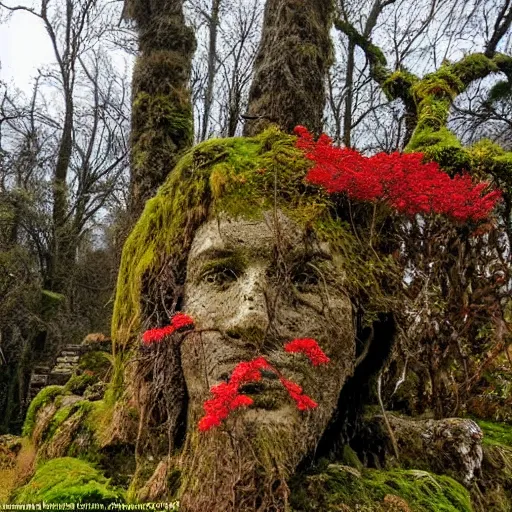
189, 0, 262, 139
0, 0, 130, 431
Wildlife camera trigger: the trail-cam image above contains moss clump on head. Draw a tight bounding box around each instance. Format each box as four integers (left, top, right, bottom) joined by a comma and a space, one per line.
114, 129, 321, 346
22, 386, 65, 438
289, 465, 472, 512
13, 457, 124, 504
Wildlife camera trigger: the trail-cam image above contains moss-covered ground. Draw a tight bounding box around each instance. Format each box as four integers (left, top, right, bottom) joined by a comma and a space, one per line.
290, 464, 472, 511
14, 457, 125, 504
478, 420, 512, 447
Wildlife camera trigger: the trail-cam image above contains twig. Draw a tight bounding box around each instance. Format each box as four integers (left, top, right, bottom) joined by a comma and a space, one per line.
377, 371, 400, 460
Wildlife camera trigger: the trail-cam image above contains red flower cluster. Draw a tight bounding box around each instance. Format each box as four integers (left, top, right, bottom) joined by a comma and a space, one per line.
198, 357, 270, 431
142, 312, 195, 346
280, 377, 318, 410
294, 126, 501, 222
198, 339, 329, 431
284, 338, 331, 366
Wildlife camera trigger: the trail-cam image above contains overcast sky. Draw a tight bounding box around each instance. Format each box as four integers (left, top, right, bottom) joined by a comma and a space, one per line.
0, 10, 55, 93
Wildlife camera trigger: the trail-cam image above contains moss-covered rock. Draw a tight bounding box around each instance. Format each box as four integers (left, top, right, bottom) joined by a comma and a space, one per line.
13, 457, 124, 504
64, 373, 98, 395
22, 386, 65, 438
353, 414, 483, 486
289, 464, 472, 511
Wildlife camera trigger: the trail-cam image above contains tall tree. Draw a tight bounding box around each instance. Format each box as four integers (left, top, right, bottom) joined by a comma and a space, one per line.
125, 0, 196, 217
243, 0, 333, 136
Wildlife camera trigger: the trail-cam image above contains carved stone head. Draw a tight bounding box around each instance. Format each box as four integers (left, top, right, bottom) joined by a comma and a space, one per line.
113, 130, 371, 509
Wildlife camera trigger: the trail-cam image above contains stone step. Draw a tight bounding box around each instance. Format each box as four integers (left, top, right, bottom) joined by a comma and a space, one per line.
29, 374, 49, 386
55, 356, 80, 364
60, 350, 80, 356
51, 365, 75, 373
63, 344, 82, 351
33, 365, 51, 373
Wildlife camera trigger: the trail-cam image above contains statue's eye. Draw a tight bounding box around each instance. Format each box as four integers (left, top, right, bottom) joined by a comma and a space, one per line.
202, 266, 239, 287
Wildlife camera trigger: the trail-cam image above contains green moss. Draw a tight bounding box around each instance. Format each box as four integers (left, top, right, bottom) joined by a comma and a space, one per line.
44, 401, 94, 443
14, 457, 124, 504
451, 53, 498, 84
78, 351, 111, 376
494, 53, 512, 76
406, 127, 470, 172
22, 386, 65, 438
478, 420, 512, 447
290, 465, 473, 512
382, 69, 418, 104
64, 374, 98, 395
488, 80, 512, 103
466, 139, 512, 186
413, 68, 463, 103
340, 445, 363, 470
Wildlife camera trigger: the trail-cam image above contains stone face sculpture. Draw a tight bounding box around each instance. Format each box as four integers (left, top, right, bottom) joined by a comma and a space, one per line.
111, 129, 384, 510
182, 213, 354, 428
178, 214, 354, 510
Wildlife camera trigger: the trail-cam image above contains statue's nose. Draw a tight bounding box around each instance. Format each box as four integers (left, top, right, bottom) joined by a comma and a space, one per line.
226, 265, 269, 338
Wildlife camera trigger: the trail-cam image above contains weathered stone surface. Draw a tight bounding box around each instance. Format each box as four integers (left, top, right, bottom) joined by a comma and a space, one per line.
355, 413, 483, 485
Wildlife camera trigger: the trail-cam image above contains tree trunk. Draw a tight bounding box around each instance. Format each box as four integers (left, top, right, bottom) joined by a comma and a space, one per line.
201, 0, 221, 141
343, 40, 355, 148
244, 0, 333, 136
126, 0, 197, 218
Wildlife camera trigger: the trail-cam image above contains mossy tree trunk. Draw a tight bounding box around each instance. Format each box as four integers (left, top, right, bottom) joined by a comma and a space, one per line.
243, 0, 333, 137
126, 0, 196, 218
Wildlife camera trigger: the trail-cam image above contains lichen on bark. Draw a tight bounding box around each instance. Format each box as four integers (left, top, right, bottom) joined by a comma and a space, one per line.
125, 0, 196, 217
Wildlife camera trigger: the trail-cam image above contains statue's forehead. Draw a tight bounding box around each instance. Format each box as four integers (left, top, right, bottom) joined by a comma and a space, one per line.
189, 217, 277, 261
188, 214, 324, 261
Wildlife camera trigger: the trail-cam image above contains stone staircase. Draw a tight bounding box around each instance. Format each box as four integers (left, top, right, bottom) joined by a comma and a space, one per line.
27, 344, 85, 402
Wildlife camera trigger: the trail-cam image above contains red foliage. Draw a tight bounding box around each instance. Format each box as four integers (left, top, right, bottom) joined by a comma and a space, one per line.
280, 377, 318, 410
198, 343, 328, 431
284, 338, 331, 366
171, 312, 195, 331
142, 313, 195, 346
294, 126, 501, 222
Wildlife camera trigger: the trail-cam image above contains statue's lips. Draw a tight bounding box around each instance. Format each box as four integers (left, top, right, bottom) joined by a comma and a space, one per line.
239, 379, 282, 395
214, 363, 304, 389
239, 379, 289, 410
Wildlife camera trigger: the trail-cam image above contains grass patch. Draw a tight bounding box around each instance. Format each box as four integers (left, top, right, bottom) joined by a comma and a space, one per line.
477, 420, 512, 447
